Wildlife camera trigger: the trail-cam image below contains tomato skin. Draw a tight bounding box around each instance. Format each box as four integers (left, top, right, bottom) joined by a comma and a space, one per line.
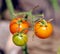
9, 18, 29, 34
34, 22, 53, 39
12, 33, 28, 46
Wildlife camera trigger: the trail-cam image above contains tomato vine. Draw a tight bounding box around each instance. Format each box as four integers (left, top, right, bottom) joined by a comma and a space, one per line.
5, 0, 54, 54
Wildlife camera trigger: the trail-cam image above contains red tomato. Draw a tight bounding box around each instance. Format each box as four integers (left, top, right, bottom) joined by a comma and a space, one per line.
9, 18, 29, 34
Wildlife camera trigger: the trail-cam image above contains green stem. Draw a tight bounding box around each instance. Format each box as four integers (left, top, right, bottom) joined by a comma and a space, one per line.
50, 0, 60, 11
22, 44, 28, 54
5, 0, 15, 19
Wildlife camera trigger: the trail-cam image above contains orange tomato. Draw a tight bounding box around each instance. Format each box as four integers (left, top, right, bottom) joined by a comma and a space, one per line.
34, 21, 53, 39
9, 18, 29, 34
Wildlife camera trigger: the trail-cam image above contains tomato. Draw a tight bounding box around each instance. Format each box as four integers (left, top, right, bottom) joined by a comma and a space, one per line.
9, 18, 29, 34
34, 19, 53, 39
12, 33, 28, 46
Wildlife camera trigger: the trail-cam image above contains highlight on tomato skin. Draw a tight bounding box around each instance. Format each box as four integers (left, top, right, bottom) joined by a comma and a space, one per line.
9, 18, 30, 34
34, 21, 53, 39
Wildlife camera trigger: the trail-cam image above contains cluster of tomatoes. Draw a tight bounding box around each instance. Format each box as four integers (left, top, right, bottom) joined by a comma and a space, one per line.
9, 16, 53, 46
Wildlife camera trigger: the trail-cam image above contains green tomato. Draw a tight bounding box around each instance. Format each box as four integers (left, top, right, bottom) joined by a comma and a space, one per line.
12, 33, 28, 46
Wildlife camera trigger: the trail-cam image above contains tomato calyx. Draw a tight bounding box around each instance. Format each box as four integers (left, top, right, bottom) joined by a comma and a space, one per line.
39, 18, 47, 27
16, 19, 22, 25
17, 32, 23, 38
